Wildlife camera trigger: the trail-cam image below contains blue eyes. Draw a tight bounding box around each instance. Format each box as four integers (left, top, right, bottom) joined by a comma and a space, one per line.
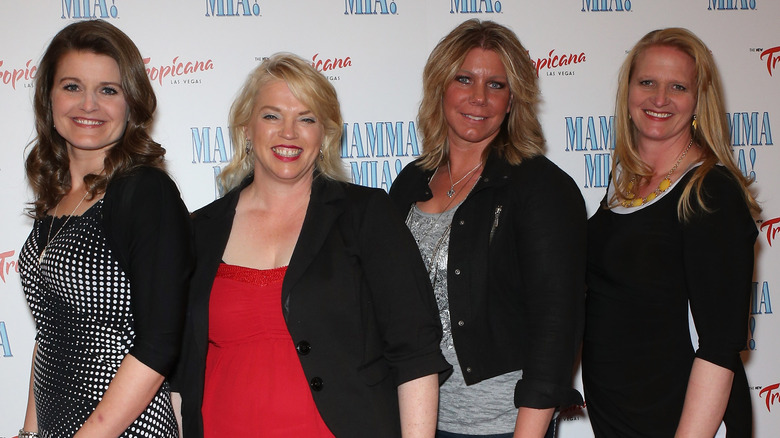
61, 83, 120, 95
262, 113, 317, 124
454, 75, 506, 89
637, 80, 687, 91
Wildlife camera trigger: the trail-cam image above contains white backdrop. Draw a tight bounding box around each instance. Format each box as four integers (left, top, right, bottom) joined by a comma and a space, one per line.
0, 1, 777, 436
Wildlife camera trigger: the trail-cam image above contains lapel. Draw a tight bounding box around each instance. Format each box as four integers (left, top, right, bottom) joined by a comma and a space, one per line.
281, 177, 346, 318
190, 181, 244, 354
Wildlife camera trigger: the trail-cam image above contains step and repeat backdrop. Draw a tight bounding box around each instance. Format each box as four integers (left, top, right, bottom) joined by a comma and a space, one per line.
0, 1, 777, 436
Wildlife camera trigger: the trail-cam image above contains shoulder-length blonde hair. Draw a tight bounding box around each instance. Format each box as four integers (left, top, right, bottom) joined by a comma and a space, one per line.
610, 27, 760, 219
219, 53, 347, 193
25, 20, 163, 219
416, 19, 545, 170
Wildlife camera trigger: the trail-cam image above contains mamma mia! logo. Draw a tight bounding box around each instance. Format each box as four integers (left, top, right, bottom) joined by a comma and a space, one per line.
206, 0, 261, 16
450, 0, 502, 13
61, 0, 119, 19
581, 0, 631, 12
345, 0, 397, 14
342, 121, 420, 190
707, 0, 756, 10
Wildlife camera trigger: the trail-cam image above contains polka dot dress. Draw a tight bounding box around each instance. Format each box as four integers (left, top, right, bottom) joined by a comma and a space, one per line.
19, 200, 178, 438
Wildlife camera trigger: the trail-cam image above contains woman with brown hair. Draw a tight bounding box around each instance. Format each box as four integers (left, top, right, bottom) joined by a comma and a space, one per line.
390, 19, 586, 438
18, 20, 191, 438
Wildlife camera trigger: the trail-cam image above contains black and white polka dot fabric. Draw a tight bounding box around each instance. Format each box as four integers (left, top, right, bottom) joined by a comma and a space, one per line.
19, 200, 178, 438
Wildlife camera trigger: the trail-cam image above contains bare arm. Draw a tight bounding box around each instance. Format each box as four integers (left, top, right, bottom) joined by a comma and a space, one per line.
513, 407, 554, 438
674, 358, 734, 438
22, 343, 38, 433
73, 354, 164, 438
398, 374, 439, 438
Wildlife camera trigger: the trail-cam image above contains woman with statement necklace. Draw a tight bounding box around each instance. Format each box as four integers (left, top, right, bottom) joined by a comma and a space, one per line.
18, 20, 192, 438
390, 20, 587, 438
583, 28, 761, 438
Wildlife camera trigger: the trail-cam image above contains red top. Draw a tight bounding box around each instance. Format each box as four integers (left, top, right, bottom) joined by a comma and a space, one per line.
202, 263, 334, 437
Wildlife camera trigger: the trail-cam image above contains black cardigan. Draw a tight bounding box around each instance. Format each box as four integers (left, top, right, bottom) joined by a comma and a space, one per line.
389, 153, 586, 410
176, 175, 451, 438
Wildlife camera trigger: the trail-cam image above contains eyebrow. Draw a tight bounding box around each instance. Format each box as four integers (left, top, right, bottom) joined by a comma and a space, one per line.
258, 105, 314, 116
56, 77, 123, 88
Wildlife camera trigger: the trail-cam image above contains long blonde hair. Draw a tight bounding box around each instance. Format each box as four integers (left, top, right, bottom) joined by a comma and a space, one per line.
218, 53, 347, 193
416, 19, 545, 170
610, 27, 760, 220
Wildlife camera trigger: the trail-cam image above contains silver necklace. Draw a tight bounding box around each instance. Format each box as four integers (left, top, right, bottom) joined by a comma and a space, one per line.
446, 160, 483, 197
39, 191, 89, 264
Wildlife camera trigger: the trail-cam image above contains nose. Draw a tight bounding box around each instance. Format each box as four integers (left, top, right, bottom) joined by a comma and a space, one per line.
651, 87, 669, 106
279, 118, 298, 139
80, 91, 99, 112
470, 85, 486, 105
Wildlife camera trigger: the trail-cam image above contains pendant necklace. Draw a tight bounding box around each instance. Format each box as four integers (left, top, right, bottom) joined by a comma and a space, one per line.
446, 160, 483, 198
39, 191, 89, 264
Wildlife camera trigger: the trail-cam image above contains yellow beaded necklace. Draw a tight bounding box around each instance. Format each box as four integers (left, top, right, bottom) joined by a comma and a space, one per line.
621, 138, 694, 208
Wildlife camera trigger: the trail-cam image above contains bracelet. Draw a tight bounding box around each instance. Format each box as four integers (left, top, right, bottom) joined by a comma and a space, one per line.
18, 430, 40, 438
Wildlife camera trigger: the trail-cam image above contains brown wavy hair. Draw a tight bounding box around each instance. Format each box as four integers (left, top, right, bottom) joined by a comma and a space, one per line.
610, 27, 760, 219
219, 53, 347, 192
25, 20, 164, 219
416, 19, 545, 170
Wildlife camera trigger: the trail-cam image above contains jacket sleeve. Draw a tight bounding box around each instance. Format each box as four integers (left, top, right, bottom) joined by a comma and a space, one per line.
357, 189, 452, 386
683, 168, 757, 372
513, 164, 586, 410
103, 168, 194, 376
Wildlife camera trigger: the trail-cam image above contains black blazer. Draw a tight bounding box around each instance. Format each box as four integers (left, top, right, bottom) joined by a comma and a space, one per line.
176, 175, 451, 438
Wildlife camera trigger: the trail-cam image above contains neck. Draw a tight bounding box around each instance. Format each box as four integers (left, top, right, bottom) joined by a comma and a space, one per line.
245, 173, 314, 212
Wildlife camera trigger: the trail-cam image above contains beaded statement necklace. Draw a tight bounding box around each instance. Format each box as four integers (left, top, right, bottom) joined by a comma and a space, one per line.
621, 138, 694, 208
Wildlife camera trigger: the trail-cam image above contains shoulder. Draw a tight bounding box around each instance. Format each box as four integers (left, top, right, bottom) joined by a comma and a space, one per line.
504, 155, 582, 200
692, 165, 754, 218
106, 166, 180, 199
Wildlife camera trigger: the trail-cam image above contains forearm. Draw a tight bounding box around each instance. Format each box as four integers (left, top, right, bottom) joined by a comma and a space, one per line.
22, 343, 38, 432
398, 374, 439, 438
74, 354, 165, 438
513, 407, 554, 438
675, 358, 734, 438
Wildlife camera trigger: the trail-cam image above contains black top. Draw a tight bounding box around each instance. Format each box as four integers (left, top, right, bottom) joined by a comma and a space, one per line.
176, 175, 451, 438
583, 165, 757, 437
390, 153, 587, 410
19, 167, 193, 437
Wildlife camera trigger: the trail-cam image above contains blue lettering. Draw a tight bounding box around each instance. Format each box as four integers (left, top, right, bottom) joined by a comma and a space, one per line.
729, 112, 773, 146
708, 0, 756, 9
0, 322, 11, 357
751, 281, 773, 314
565, 117, 584, 151
191, 127, 230, 164
345, 0, 396, 14
582, 0, 631, 12
584, 153, 611, 188
450, 0, 501, 13
350, 160, 377, 187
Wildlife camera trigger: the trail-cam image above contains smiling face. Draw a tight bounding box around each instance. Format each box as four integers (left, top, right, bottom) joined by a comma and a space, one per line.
51, 50, 129, 158
246, 80, 323, 186
442, 48, 512, 153
628, 45, 698, 148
